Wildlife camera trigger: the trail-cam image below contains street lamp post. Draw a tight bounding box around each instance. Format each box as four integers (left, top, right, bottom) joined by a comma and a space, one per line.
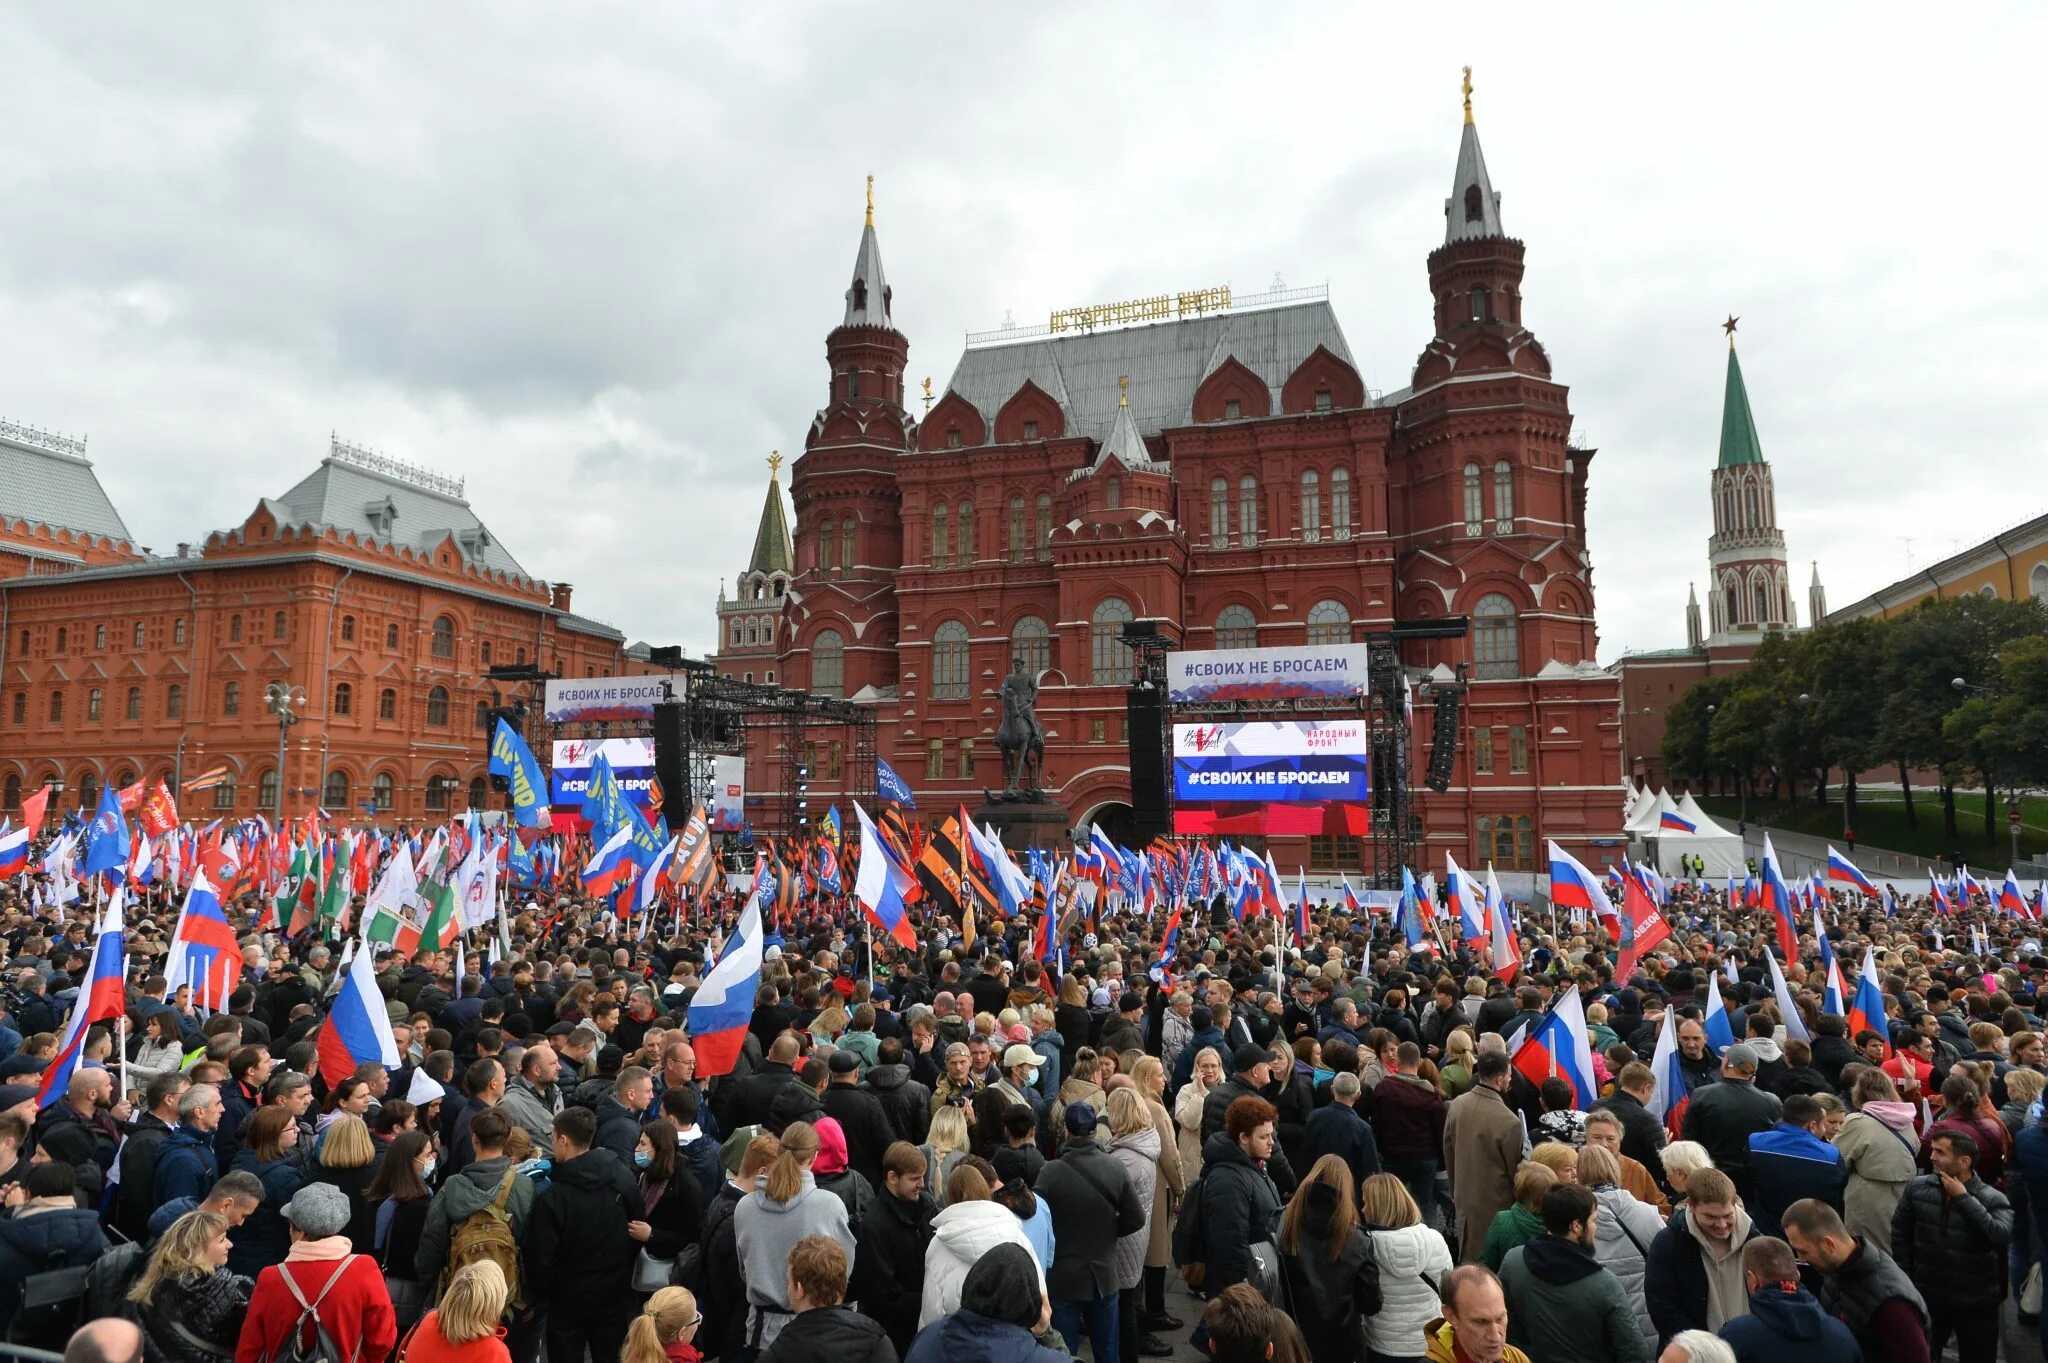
264, 683, 305, 823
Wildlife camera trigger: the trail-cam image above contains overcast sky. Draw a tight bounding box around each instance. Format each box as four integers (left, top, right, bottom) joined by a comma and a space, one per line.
2, 6, 2040, 662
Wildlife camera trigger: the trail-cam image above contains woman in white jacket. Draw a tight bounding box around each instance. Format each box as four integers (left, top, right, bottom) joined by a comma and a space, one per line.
1579, 1144, 1663, 1350
126, 1007, 188, 1086
919, 1163, 1043, 1329
1361, 1172, 1454, 1363
1173, 1048, 1222, 1180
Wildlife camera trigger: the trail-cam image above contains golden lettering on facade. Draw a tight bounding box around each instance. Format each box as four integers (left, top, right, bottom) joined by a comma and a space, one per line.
1048, 285, 1233, 333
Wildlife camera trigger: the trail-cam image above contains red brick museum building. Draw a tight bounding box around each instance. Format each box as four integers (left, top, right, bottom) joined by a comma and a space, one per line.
714, 91, 1625, 875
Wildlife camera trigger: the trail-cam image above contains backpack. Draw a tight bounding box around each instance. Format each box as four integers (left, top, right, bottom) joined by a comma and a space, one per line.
1172, 1172, 1207, 1288
268, 1256, 357, 1363
443, 1168, 521, 1308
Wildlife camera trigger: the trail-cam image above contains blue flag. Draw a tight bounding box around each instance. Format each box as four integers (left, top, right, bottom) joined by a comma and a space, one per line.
81, 786, 131, 879
488, 719, 550, 829
877, 758, 917, 809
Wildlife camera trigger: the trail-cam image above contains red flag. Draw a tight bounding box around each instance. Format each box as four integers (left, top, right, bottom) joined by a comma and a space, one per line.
1615, 878, 1673, 984
116, 778, 147, 813
138, 781, 180, 838
18, 784, 49, 837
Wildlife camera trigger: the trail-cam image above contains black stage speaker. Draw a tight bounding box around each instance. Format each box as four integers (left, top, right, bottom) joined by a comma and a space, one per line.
652, 700, 685, 812
1126, 682, 1169, 844
1424, 688, 1462, 794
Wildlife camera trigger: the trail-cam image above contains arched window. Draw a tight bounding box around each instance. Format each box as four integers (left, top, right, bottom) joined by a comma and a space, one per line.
1745, 483, 1760, 529
425, 775, 454, 812
1306, 600, 1351, 646
8, 693, 19, 724
1238, 476, 1259, 548
1035, 493, 1054, 560
173, 618, 185, 646
1468, 286, 1489, 321
340, 615, 356, 643
812, 629, 845, 699
2, 776, 16, 810
1105, 477, 1120, 510
1008, 495, 1027, 562
426, 686, 450, 726
956, 501, 975, 563
431, 616, 455, 659
931, 505, 949, 568
165, 684, 182, 719
76, 771, 99, 811
931, 621, 970, 699
125, 687, 142, 720
378, 687, 397, 721
1472, 594, 1519, 679
227, 616, 241, 643
94, 625, 106, 651
468, 777, 487, 809
47, 691, 63, 723
1091, 598, 1134, 684
132, 622, 145, 649
1010, 616, 1051, 678
840, 521, 854, 570
372, 772, 395, 811
1210, 476, 1229, 548
729, 619, 743, 646
1300, 470, 1320, 541
1751, 569, 1774, 623
819, 521, 837, 572
212, 775, 236, 812
1982, 584, 2000, 600
323, 771, 350, 810
256, 768, 279, 812
745, 620, 759, 646
386, 623, 400, 649
1330, 467, 1352, 541
1722, 573, 1740, 627
222, 681, 240, 717
1463, 463, 1483, 535
480, 640, 492, 666
2032, 563, 2048, 602
1493, 460, 1514, 532
272, 610, 287, 641
1215, 604, 1258, 651
86, 688, 102, 722
333, 682, 352, 716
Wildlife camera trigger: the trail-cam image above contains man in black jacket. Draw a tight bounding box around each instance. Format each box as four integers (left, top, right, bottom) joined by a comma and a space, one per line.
860, 1038, 931, 1145
1680, 1043, 1781, 1199
726, 1033, 801, 1131
1784, 1197, 1930, 1363
1200, 1045, 1274, 1143
759, 1234, 896, 1363
852, 1141, 936, 1357
114, 1072, 187, 1242
592, 1066, 652, 1162
523, 1107, 646, 1363
1037, 1102, 1145, 1361
1889, 1129, 2010, 1363
1301, 1071, 1380, 1185
821, 1049, 898, 1189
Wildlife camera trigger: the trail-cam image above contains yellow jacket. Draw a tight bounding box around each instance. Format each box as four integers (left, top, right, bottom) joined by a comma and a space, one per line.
1423, 1317, 1532, 1363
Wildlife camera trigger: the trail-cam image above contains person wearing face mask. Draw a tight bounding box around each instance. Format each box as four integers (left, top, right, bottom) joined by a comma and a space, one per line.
367, 1129, 438, 1335
627, 1117, 705, 1273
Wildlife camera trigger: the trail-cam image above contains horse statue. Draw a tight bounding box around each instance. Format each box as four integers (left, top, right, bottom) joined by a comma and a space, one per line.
992, 655, 1046, 800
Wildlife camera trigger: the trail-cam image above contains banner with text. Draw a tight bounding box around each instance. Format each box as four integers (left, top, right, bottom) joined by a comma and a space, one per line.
550, 737, 657, 811
710, 755, 747, 832
1172, 719, 1372, 803
542, 672, 689, 724
1165, 643, 1371, 703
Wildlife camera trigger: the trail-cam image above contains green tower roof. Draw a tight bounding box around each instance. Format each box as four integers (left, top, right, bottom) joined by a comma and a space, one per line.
1717, 344, 1766, 468
747, 461, 794, 577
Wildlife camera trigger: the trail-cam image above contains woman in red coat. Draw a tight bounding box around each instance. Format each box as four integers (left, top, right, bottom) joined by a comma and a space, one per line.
234, 1184, 396, 1363
396, 1260, 513, 1363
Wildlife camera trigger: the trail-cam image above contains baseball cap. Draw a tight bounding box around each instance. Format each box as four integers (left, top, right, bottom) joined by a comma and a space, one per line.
1232, 1043, 1270, 1074
1723, 1042, 1760, 1073
827, 1049, 861, 1075
1064, 1102, 1099, 1136
1001, 1044, 1041, 1073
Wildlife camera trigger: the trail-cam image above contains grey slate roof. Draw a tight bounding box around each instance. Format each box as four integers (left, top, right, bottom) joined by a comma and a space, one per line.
268, 456, 531, 580
842, 222, 894, 331
1444, 120, 1504, 242
941, 301, 1357, 445
0, 430, 132, 542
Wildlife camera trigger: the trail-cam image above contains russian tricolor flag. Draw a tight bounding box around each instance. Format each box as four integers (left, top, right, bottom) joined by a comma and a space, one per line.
1486, 866, 1521, 982
38, 888, 127, 1108
689, 896, 765, 1077
1659, 809, 1698, 833
1758, 833, 1798, 962
1547, 840, 1613, 921
1825, 845, 1878, 897
1998, 869, 2030, 918
162, 867, 244, 1011
0, 822, 27, 880
1704, 970, 1736, 1053
1340, 873, 1361, 918
1294, 872, 1312, 946
579, 823, 637, 899
1446, 854, 1486, 949
1929, 878, 1955, 915
1646, 1008, 1691, 1137
315, 939, 400, 1088
1511, 987, 1597, 1108
855, 802, 918, 950
1816, 905, 1846, 1015
1846, 947, 1892, 1059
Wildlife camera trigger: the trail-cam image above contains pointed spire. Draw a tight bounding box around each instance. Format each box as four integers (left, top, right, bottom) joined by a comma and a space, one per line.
1686, 583, 1704, 650
1444, 66, 1504, 243
1808, 561, 1828, 622
747, 452, 795, 577
842, 176, 894, 331
1097, 376, 1150, 470
1717, 327, 1766, 467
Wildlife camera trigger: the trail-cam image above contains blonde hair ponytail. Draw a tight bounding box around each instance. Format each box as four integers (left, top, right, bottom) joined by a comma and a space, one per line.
765, 1121, 820, 1203
622, 1286, 698, 1363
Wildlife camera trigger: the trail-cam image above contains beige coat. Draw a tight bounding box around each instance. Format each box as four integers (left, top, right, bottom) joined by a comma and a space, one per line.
1174, 1079, 1210, 1182
1834, 1109, 1919, 1251
1145, 1096, 1186, 1268
1444, 1082, 1525, 1264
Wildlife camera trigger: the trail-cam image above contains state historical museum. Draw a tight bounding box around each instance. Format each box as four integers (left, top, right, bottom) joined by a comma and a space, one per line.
714, 82, 1624, 878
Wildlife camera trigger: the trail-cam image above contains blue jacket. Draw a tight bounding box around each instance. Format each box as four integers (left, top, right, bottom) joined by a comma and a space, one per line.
2015, 1119, 2048, 1250
1300, 1102, 1382, 1185
1746, 1122, 1846, 1238
905, 1309, 1071, 1363
0, 1205, 107, 1331
1718, 1283, 1861, 1363
152, 1125, 220, 1207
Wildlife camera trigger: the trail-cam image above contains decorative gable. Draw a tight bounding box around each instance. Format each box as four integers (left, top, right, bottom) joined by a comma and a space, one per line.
1281, 345, 1365, 414
1191, 357, 1272, 423
992, 381, 1066, 444
915, 391, 988, 452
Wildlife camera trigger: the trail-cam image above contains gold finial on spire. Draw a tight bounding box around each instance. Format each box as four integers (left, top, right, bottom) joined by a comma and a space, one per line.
1723, 314, 1740, 348
920, 376, 934, 414
865, 175, 874, 227
767, 450, 783, 481
1118, 374, 1130, 408
1462, 66, 1474, 124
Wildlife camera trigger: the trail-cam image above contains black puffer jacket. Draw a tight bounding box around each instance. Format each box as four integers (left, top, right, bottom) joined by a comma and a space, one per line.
137, 1269, 254, 1363
1278, 1180, 1378, 1363
1678, 1077, 1780, 1194
0, 1203, 109, 1333
757, 1303, 896, 1363
1888, 1172, 2013, 1308
1193, 1131, 1282, 1296
861, 1063, 931, 1145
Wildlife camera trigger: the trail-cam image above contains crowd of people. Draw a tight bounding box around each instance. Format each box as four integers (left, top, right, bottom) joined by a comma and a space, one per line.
7, 852, 2048, 1363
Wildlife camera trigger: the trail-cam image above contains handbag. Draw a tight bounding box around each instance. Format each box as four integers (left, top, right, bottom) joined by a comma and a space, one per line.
2023, 1263, 2042, 1317
1245, 1240, 1283, 1306
632, 1247, 676, 1294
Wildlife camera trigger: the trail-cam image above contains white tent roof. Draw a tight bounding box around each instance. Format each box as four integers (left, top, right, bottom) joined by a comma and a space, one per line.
1626, 788, 1679, 836
1622, 784, 1658, 828
1674, 791, 1736, 838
